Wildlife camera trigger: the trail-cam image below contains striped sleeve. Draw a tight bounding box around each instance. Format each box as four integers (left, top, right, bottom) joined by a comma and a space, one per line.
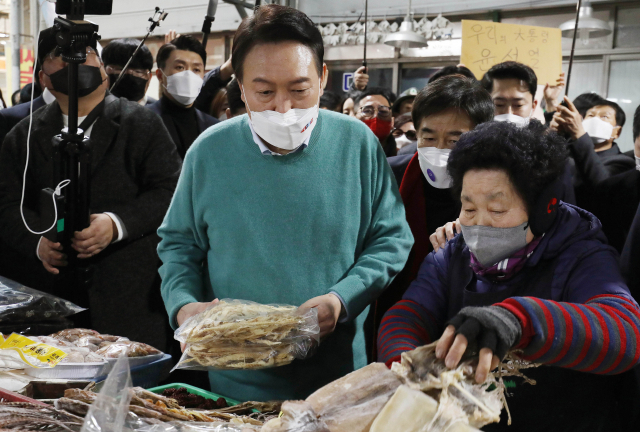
377, 299, 441, 366
497, 294, 640, 374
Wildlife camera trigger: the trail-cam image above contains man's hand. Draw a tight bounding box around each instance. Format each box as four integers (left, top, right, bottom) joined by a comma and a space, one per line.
220, 56, 234, 82
353, 66, 369, 91
72, 214, 115, 259
38, 237, 67, 275
554, 96, 586, 141
165, 30, 180, 44
177, 300, 219, 351
430, 219, 461, 252
543, 72, 565, 113
299, 294, 343, 339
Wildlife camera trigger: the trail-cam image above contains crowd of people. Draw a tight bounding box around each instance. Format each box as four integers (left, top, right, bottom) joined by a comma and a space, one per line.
0, 3, 638, 431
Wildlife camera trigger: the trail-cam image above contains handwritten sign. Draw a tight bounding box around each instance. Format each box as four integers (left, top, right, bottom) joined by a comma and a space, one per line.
461, 20, 562, 86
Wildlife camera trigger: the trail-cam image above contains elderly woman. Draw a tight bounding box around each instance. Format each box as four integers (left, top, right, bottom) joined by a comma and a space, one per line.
378, 121, 640, 431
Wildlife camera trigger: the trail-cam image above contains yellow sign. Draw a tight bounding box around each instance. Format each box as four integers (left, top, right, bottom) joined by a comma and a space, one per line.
0, 333, 67, 368
461, 20, 563, 86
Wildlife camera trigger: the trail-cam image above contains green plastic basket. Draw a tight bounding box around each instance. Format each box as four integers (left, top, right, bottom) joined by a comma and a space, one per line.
147, 383, 242, 407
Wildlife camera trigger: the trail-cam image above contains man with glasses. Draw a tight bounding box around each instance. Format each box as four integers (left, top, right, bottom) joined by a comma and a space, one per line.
102, 39, 156, 106
354, 87, 397, 157
0, 27, 181, 352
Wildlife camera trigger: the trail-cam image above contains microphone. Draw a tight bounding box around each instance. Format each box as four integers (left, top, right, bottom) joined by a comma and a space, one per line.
202, 0, 218, 50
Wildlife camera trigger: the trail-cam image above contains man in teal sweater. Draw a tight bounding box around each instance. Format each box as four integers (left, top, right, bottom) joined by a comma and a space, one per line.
157, 4, 413, 401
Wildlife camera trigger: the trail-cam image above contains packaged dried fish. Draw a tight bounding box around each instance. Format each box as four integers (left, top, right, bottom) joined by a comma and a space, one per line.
0, 276, 84, 324
173, 300, 320, 370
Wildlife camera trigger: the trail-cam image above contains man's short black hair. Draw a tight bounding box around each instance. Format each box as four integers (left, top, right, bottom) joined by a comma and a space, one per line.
320, 91, 343, 111
157, 35, 206, 70
412, 75, 494, 129
354, 86, 394, 109
429, 65, 477, 83
482, 61, 537, 98
447, 120, 568, 213
226, 78, 244, 115
232, 4, 323, 82
573, 93, 604, 118
589, 99, 626, 128
633, 104, 640, 142
102, 38, 153, 71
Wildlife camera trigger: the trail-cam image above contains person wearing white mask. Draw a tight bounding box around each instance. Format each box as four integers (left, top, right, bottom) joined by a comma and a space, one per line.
157, 4, 413, 402
148, 35, 218, 159
393, 113, 418, 155
381, 75, 493, 341
481, 61, 538, 126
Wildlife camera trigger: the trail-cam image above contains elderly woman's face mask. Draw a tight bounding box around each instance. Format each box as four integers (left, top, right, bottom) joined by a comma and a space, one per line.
458, 169, 534, 267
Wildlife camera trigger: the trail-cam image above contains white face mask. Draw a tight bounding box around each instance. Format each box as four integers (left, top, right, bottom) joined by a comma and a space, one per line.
395, 134, 416, 150
494, 113, 530, 127
417, 147, 452, 189
582, 117, 614, 144
241, 81, 321, 151
163, 70, 203, 107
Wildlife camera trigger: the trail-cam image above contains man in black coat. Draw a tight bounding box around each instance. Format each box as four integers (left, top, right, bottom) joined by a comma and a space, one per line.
0, 28, 181, 352
103, 38, 157, 106
148, 35, 218, 159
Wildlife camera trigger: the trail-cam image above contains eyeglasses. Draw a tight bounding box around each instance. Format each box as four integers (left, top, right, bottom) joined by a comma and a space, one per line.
358, 105, 392, 120
105, 65, 151, 79
392, 128, 417, 141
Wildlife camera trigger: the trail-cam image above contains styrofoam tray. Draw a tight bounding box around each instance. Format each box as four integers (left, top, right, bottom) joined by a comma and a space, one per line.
104, 354, 164, 369
24, 361, 109, 380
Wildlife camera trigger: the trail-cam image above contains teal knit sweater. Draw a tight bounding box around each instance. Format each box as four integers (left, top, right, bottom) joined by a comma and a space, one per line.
157, 110, 413, 401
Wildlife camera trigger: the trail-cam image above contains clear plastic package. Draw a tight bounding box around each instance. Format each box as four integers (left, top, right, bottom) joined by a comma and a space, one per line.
0, 276, 85, 323
173, 299, 320, 370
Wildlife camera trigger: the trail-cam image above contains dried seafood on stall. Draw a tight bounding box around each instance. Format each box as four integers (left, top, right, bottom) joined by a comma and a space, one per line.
95, 341, 161, 358
261, 401, 329, 432
174, 300, 319, 370
58, 387, 263, 427
0, 402, 84, 432
389, 342, 539, 430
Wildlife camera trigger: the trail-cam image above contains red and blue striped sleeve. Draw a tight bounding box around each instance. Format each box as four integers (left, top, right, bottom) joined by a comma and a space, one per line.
497, 294, 640, 374
377, 299, 441, 366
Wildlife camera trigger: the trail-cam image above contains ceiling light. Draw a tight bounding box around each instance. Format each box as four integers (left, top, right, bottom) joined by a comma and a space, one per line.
559, 2, 611, 45
384, 0, 428, 49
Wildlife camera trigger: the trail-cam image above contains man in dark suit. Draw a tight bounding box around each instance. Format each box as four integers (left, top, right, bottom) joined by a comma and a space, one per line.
0, 27, 181, 352
0, 66, 56, 149
148, 35, 218, 159
103, 38, 157, 106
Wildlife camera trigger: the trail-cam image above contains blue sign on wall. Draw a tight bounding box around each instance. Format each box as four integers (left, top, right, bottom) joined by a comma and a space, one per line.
342, 73, 354, 92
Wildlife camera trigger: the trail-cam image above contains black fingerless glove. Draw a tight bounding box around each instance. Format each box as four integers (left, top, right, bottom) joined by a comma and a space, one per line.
447, 306, 522, 360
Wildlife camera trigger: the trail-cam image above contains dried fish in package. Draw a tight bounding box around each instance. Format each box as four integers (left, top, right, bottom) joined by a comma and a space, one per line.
173, 300, 319, 370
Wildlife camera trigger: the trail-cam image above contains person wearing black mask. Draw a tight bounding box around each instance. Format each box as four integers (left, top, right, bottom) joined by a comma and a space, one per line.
102, 38, 156, 106
148, 35, 218, 159
0, 27, 181, 351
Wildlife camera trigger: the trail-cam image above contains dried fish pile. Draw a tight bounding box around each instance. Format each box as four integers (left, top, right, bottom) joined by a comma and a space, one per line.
174, 300, 319, 370
56, 387, 266, 427
0, 402, 84, 432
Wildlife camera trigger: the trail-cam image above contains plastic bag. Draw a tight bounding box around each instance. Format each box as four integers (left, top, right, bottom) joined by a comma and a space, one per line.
0, 333, 68, 369
137, 421, 260, 432
78, 354, 134, 432
0, 275, 85, 323
173, 299, 319, 371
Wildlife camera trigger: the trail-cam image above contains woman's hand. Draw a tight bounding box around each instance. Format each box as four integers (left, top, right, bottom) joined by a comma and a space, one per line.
435, 306, 521, 383
177, 300, 219, 351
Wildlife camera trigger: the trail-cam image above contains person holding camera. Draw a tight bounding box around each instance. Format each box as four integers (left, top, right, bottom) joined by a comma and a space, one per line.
0, 28, 181, 352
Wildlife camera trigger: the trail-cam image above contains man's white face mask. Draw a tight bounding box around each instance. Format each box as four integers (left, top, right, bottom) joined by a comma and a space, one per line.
582, 117, 614, 145
494, 113, 530, 127
163, 70, 203, 106
241, 80, 321, 151
417, 147, 452, 189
